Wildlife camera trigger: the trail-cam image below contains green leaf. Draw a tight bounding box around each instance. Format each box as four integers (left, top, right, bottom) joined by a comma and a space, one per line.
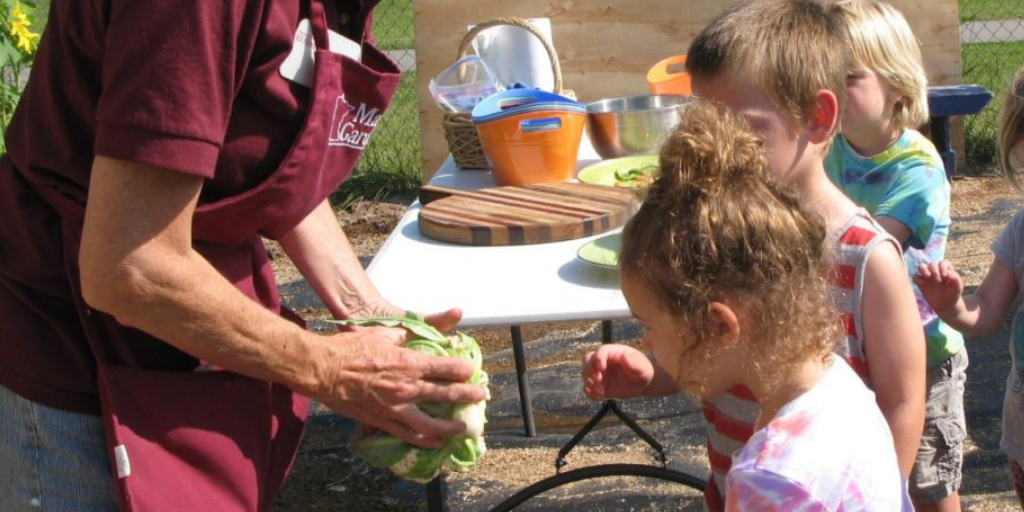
402, 447, 446, 483
403, 338, 449, 357
332, 317, 489, 482
0, 40, 21, 68
348, 434, 412, 469
446, 436, 480, 472
327, 316, 447, 343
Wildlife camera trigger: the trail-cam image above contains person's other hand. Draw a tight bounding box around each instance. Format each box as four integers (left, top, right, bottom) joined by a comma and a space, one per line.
347, 301, 462, 334
914, 260, 964, 315
347, 299, 404, 320
420, 308, 462, 333
582, 344, 655, 402
316, 326, 486, 448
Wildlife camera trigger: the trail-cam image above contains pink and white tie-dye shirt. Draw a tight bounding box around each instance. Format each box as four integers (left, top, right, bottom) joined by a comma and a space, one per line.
725, 359, 912, 512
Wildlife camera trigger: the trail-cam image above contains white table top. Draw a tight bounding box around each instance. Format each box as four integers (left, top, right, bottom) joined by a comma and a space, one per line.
365, 139, 633, 328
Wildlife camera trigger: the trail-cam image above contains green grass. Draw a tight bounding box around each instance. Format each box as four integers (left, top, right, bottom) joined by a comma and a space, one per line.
332, 69, 422, 208
332, 0, 420, 207
962, 40, 1024, 163
960, 0, 1024, 22
370, 0, 414, 51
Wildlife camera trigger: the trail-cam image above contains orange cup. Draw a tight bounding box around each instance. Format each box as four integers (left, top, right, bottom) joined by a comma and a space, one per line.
475, 109, 586, 186
647, 55, 691, 96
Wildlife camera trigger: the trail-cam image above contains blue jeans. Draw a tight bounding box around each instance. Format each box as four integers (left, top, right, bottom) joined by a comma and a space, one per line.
0, 384, 116, 511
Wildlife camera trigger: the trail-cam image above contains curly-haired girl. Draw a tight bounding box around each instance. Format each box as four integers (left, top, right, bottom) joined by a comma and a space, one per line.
584, 100, 912, 509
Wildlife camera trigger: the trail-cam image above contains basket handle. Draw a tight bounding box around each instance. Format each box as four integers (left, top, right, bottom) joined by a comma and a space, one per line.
457, 17, 564, 95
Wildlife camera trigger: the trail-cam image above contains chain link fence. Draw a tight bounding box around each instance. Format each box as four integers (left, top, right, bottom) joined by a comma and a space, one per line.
336, 0, 421, 204
960, 2, 1024, 164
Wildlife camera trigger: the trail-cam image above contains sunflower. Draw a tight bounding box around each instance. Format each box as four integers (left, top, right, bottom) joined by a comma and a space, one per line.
8, 2, 39, 54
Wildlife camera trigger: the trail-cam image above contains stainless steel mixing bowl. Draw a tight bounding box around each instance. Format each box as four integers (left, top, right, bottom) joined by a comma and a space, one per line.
585, 95, 690, 159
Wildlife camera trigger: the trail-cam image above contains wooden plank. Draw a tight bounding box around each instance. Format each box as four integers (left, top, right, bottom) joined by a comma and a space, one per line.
417, 183, 637, 246
413, 0, 963, 180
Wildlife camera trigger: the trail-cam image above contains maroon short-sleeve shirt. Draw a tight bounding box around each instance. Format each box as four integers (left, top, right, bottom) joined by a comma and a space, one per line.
0, 0, 374, 413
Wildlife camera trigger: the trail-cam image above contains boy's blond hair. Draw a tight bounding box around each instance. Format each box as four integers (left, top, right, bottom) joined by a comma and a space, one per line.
685, 0, 849, 134
620, 100, 837, 397
830, 0, 930, 130
1001, 66, 1024, 190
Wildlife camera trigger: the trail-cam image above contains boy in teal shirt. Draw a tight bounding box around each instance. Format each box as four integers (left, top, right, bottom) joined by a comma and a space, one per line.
827, 2, 966, 510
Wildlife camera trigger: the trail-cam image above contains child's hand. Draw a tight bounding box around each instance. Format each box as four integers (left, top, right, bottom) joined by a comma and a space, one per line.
582, 344, 655, 401
914, 260, 964, 315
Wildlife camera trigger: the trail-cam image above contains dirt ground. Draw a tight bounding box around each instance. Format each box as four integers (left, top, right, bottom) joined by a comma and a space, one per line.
270, 168, 1024, 512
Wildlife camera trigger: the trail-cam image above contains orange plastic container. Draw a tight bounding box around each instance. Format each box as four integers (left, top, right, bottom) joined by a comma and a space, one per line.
475, 110, 586, 186
647, 55, 692, 96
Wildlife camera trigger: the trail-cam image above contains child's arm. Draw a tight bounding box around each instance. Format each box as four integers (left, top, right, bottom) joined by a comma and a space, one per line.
871, 152, 949, 252
915, 259, 1018, 336
582, 344, 680, 401
861, 241, 927, 480
874, 217, 912, 246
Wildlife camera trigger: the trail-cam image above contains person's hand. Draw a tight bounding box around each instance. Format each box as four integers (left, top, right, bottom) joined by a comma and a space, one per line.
347, 300, 463, 333
315, 326, 486, 448
914, 260, 964, 316
582, 344, 655, 402
346, 298, 405, 320
420, 308, 462, 333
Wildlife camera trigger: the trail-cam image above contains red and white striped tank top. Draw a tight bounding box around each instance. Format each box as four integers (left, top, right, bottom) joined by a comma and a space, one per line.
700, 210, 898, 509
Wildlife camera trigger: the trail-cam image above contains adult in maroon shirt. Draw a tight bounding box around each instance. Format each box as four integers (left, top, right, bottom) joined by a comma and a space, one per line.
0, 0, 484, 510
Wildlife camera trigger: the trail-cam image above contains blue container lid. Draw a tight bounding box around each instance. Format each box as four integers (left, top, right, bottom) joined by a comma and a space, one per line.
472, 89, 585, 125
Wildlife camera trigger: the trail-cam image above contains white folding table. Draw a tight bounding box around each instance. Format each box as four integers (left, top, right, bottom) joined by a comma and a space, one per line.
365, 140, 633, 436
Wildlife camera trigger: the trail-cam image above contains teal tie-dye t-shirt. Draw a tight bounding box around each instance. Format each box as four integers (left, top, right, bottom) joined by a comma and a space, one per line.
825, 129, 964, 366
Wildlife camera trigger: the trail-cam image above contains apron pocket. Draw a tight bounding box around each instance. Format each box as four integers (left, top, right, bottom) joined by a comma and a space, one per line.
98, 365, 276, 512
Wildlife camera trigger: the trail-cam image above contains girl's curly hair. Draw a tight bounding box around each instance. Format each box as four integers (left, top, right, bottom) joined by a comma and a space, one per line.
620, 100, 839, 395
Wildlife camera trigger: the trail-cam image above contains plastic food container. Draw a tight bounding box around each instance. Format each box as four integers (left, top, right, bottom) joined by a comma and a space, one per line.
472, 89, 586, 186
429, 55, 504, 113
647, 55, 692, 96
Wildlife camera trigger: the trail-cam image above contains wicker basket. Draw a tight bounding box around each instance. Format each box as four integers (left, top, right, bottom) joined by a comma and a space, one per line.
443, 17, 574, 169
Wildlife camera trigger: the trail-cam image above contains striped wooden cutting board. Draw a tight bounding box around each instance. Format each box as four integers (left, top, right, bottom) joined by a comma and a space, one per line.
417, 183, 640, 246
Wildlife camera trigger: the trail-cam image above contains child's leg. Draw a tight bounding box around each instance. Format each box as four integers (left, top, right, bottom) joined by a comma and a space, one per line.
910, 349, 968, 512
1008, 457, 1024, 509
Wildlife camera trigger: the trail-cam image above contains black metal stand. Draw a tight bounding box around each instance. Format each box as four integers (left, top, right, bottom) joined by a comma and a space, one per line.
510, 326, 536, 437
555, 399, 666, 472
426, 477, 447, 512
484, 399, 704, 512
487, 463, 705, 512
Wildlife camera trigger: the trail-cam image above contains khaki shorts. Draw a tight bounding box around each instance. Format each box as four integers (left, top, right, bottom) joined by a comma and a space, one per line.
910, 349, 968, 502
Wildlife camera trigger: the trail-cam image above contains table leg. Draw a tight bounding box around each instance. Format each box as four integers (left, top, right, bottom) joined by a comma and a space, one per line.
510, 326, 537, 437
929, 115, 955, 180
426, 477, 447, 512
601, 320, 614, 344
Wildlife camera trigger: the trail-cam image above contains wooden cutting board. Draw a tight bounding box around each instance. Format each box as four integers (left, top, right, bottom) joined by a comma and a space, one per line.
417, 183, 640, 246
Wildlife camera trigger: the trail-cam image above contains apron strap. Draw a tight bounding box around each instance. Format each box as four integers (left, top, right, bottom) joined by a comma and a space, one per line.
309, 0, 330, 51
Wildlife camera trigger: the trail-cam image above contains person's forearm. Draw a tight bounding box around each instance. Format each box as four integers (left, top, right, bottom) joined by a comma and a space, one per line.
81, 230, 331, 398
278, 199, 389, 320
78, 158, 485, 446
936, 294, 1001, 336
643, 358, 683, 396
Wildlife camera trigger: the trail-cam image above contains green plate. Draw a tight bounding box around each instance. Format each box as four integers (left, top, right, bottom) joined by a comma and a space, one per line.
577, 155, 659, 188
577, 232, 622, 268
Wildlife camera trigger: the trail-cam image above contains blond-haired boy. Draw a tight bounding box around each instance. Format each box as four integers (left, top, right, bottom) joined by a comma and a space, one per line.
826, 2, 964, 511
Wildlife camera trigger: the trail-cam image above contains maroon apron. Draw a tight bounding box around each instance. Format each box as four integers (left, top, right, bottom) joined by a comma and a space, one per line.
29, 1, 401, 510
